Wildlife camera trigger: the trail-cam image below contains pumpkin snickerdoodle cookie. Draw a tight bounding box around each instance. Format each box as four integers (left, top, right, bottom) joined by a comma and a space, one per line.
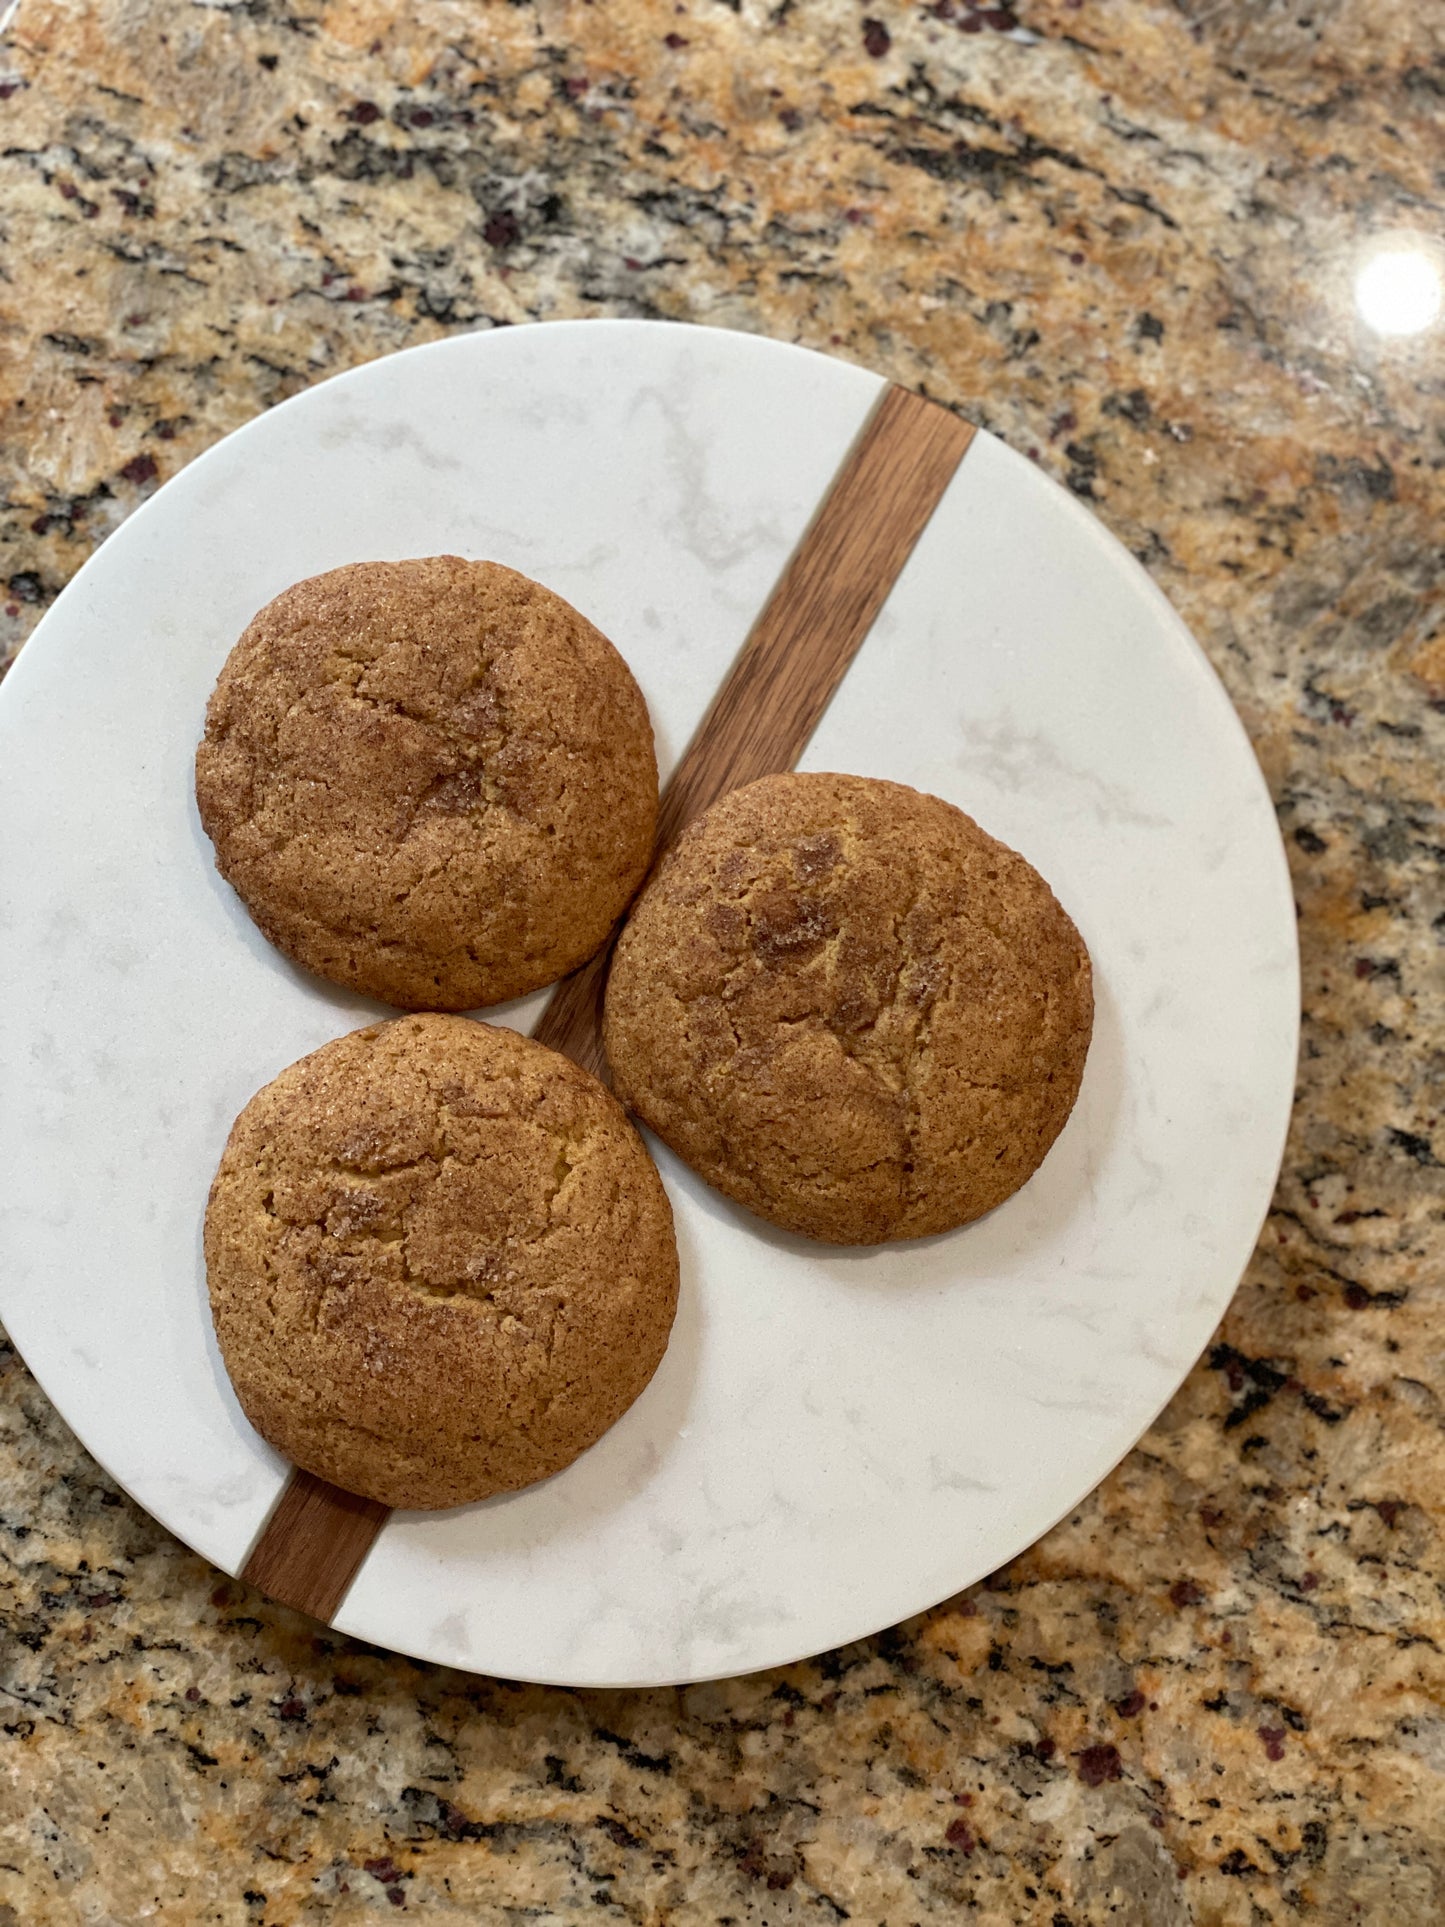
195, 557, 657, 1010
204, 1014, 679, 1509
604, 772, 1092, 1246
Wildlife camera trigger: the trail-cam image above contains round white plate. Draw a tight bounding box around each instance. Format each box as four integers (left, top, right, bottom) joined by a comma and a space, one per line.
0, 321, 1297, 1686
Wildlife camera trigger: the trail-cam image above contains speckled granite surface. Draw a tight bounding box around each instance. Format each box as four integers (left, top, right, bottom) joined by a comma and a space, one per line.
2, 0, 1443, 1920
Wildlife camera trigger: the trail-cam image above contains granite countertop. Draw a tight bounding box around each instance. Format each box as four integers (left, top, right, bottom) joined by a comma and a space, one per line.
2, 0, 1442, 1920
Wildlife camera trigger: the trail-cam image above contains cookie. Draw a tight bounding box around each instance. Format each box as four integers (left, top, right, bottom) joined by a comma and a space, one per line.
603, 772, 1092, 1245
204, 1014, 679, 1509
195, 557, 658, 1010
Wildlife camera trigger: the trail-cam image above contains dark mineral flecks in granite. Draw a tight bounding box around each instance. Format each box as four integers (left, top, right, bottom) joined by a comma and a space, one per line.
1, 0, 1443, 1921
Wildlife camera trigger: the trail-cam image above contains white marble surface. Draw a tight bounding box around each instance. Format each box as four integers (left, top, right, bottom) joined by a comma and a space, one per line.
0, 321, 1298, 1686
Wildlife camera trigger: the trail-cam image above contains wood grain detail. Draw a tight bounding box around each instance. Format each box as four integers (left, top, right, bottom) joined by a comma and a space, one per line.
234, 382, 974, 1625
239, 1468, 389, 1624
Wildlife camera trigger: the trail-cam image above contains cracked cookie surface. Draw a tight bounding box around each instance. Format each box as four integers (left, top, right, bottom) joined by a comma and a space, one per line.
204, 1013, 679, 1509
604, 773, 1093, 1245
195, 556, 658, 1010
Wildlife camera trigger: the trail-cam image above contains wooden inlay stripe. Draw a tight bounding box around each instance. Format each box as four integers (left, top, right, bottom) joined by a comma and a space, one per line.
238, 381, 975, 1625
239, 1469, 388, 1625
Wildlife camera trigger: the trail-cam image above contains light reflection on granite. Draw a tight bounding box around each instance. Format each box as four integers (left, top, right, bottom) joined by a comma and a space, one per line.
1, 1, 1442, 1921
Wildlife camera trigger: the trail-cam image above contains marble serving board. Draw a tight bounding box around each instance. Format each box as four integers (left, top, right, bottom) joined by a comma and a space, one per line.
0, 320, 1299, 1686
